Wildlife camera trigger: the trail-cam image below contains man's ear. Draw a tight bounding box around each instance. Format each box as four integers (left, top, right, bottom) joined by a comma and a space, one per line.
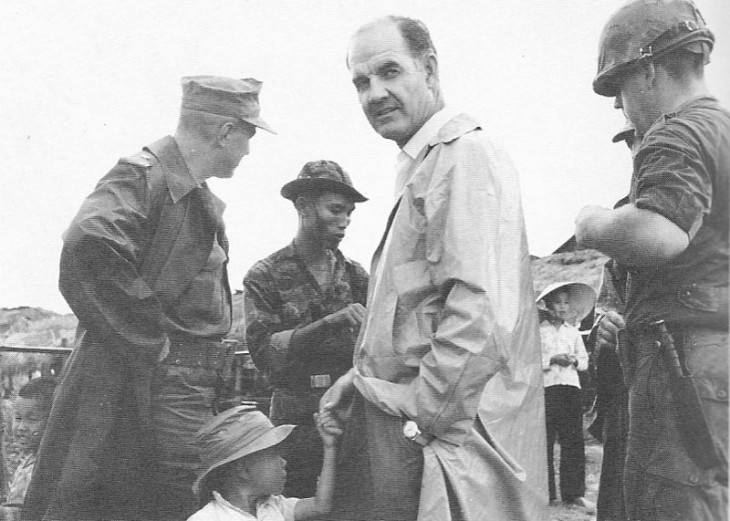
294, 196, 309, 213
642, 62, 658, 91
216, 121, 236, 147
423, 53, 439, 90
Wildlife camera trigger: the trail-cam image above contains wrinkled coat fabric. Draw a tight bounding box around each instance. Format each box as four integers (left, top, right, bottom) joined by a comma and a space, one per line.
22, 136, 230, 521
353, 114, 547, 520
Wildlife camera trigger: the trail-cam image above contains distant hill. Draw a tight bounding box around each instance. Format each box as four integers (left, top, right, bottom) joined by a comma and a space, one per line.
0, 307, 77, 347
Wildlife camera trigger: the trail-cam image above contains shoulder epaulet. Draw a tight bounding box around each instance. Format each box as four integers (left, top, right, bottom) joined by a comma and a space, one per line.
118, 151, 154, 168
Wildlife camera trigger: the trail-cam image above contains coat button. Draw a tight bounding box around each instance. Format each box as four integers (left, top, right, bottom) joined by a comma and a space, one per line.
689, 475, 699, 484
654, 340, 662, 348
717, 389, 728, 399
175, 358, 181, 365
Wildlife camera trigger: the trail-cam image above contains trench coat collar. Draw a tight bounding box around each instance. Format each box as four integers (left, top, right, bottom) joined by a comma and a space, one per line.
145, 135, 200, 204
428, 113, 482, 147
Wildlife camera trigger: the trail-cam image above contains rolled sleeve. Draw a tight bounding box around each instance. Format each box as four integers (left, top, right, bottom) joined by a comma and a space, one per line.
242, 272, 297, 377
634, 135, 711, 240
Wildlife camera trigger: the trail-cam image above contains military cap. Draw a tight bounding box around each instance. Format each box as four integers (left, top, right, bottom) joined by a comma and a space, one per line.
181, 75, 275, 134
612, 119, 635, 143
281, 160, 368, 202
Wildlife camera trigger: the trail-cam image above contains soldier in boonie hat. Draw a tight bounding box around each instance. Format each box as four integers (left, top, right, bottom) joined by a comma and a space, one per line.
281, 160, 367, 202
189, 405, 342, 521
181, 75, 275, 134
242, 160, 368, 499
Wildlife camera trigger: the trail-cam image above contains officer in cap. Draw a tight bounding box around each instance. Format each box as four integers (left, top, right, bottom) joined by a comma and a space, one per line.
243, 160, 368, 498
575, 2, 728, 519
23, 76, 274, 521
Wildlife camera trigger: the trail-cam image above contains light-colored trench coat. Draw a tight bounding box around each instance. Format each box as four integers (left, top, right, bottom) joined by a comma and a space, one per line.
353, 113, 548, 520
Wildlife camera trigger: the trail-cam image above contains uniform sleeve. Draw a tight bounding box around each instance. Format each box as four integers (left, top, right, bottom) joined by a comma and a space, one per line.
59, 163, 166, 356
415, 135, 523, 443
633, 127, 712, 240
242, 265, 296, 377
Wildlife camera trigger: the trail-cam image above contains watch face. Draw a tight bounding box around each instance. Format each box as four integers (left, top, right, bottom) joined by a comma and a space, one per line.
403, 420, 419, 439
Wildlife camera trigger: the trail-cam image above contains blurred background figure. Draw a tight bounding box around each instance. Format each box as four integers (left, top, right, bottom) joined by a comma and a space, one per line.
0, 377, 56, 521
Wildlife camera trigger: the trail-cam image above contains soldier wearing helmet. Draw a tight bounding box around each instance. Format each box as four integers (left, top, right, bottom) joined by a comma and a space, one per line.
575, 1, 729, 520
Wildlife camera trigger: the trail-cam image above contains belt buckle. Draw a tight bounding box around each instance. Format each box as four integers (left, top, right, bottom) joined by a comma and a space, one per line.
310, 374, 331, 389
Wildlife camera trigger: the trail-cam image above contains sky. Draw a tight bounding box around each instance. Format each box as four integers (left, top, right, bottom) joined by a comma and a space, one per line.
1, 0, 728, 315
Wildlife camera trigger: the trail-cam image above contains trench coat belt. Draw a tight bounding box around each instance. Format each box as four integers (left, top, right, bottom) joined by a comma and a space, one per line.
162, 334, 237, 370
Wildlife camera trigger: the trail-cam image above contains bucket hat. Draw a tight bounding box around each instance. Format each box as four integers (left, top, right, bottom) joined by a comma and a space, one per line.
281, 160, 367, 202
192, 405, 295, 495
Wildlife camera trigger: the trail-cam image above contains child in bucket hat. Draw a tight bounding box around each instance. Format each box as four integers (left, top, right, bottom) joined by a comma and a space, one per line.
188, 405, 342, 521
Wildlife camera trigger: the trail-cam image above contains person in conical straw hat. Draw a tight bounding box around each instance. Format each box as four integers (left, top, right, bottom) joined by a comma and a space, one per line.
536, 281, 596, 514
189, 404, 342, 521
535, 281, 597, 328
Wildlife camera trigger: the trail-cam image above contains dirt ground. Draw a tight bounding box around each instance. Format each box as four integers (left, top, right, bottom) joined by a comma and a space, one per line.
549, 441, 603, 521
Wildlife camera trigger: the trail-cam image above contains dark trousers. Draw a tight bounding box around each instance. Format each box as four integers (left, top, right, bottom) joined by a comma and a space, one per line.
545, 384, 586, 502
147, 364, 219, 520
327, 390, 424, 521
624, 328, 728, 521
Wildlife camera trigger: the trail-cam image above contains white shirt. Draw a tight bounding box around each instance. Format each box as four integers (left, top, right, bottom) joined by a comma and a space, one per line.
540, 320, 589, 388
394, 106, 460, 198
187, 492, 299, 521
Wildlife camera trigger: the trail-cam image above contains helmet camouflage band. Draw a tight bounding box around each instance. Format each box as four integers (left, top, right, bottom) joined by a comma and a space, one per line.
593, 0, 714, 97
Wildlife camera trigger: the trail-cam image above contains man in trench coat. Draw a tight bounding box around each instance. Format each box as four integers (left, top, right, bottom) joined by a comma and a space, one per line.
320, 15, 547, 521
22, 76, 274, 521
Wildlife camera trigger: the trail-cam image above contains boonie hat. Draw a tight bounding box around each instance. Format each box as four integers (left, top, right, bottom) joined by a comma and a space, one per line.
181, 75, 275, 134
536, 281, 597, 324
192, 405, 294, 495
281, 160, 368, 202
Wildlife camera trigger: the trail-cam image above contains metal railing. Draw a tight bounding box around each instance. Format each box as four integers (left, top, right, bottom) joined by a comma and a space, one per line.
0, 343, 272, 410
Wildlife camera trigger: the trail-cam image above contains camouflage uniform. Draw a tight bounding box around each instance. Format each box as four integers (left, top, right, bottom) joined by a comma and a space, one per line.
243, 242, 368, 497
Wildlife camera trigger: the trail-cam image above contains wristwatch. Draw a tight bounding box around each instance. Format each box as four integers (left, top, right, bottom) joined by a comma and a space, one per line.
403, 420, 432, 447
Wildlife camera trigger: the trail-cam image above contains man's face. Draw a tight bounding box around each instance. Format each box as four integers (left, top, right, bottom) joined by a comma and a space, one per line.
613, 67, 658, 138
300, 192, 356, 250
214, 122, 256, 179
348, 20, 438, 148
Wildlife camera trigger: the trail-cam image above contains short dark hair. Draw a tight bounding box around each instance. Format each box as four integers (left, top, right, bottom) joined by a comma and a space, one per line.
18, 376, 57, 412
388, 16, 437, 59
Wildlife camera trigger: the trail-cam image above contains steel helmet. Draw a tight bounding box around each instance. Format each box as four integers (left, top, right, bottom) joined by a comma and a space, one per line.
593, 0, 714, 97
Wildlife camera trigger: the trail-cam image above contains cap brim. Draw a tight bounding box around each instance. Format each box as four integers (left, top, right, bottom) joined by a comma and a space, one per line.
192, 424, 295, 495
612, 120, 635, 143
281, 178, 368, 202
243, 115, 276, 134
535, 281, 597, 323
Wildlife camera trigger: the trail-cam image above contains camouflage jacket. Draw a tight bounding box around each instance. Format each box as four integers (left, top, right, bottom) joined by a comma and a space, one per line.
243, 243, 368, 420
